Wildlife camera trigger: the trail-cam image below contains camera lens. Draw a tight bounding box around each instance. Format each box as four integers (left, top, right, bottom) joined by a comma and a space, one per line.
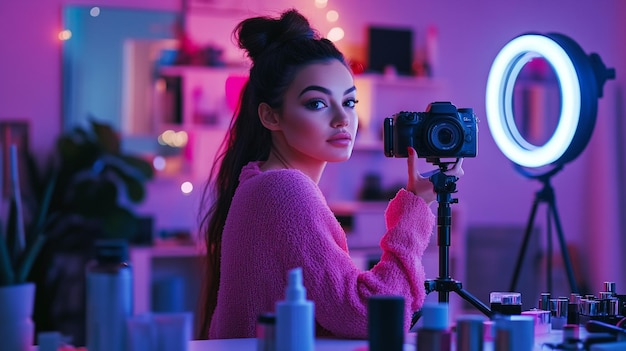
428, 119, 463, 154
438, 128, 454, 145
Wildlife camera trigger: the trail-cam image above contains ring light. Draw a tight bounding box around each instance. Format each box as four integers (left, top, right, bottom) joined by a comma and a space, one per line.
485, 32, 615, 169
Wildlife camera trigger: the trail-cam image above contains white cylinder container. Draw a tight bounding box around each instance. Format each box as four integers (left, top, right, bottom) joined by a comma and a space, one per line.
86, 239, 133, 351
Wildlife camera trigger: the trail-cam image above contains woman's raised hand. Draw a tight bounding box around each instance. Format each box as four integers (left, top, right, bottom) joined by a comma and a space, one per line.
406, 147, 465, 204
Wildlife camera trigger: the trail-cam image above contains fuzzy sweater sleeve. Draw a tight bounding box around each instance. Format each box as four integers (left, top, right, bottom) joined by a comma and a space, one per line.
303, 188, 435, 339
210, 164, 435, 340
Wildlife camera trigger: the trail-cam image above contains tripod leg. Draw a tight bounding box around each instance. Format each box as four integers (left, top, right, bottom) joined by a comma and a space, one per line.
509, 195, 541, 291
411, 279, 492, 329
454, 286, 493, 318
548, 200, 579, 293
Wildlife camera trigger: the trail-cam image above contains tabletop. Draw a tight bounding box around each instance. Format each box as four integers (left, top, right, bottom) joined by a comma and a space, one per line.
187, 330, 570, 351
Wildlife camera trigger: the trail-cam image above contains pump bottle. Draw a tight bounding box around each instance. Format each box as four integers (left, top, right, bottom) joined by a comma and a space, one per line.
275, 267, 314, 351
86, 239, 133, 351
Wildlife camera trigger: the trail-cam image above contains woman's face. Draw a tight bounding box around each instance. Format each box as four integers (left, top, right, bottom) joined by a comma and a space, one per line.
272, 60, 358, 166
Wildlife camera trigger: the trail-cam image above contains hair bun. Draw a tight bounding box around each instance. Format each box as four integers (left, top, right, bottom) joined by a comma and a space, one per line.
235, 9, 318, 61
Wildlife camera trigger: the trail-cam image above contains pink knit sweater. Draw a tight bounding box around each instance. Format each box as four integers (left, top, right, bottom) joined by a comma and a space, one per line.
208, 161, 435, 339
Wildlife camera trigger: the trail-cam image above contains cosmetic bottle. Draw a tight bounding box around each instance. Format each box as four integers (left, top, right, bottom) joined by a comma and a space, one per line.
276, 267, 314, 351
86, 239, 133, 351
456, 314, 486, 351
550, 297, 569, 330
567, 293, 581, 325
416, 303, 451, 351
368, 295, 404, 351
257, 313, 276, 351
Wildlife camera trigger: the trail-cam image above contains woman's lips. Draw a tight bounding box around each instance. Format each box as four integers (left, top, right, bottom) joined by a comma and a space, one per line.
327, 132, 352, 146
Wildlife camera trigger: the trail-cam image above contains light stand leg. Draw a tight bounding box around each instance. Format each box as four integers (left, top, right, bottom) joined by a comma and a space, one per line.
547, 195, 579, 293
509, 192, 541, 292
547, 202, 553, 294
509, 170, 580, 295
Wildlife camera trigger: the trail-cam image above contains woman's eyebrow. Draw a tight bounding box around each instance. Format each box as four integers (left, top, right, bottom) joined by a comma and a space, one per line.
299, 85, 357, 97
299, 85, 330, 97
344, 86, 356, 95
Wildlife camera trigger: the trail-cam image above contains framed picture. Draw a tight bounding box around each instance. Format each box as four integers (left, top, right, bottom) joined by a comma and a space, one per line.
0, 120, 30, 199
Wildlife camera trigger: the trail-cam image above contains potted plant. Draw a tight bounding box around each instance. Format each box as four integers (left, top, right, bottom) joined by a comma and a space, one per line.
29, 118, 154, 345
0, 143, 55, 351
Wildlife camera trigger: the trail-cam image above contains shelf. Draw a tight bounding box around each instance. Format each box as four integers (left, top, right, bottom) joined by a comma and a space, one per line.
154, 65, 248, 131
354, 73, 446, 88
158, 64, 248, 77
352, 74, 448, 144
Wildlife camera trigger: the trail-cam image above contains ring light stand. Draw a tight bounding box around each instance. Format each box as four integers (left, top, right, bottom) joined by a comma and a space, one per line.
508, 164, 578, 294
485, 32, 615, 295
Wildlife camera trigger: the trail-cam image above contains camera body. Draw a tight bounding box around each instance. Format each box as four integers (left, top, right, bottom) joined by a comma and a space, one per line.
383, 101, 478, 159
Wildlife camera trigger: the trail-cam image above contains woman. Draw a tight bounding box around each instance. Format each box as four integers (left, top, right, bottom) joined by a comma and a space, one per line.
197, 8, 463, 339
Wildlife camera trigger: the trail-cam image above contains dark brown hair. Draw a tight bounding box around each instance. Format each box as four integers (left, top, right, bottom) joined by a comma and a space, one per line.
196, 8, 347, 337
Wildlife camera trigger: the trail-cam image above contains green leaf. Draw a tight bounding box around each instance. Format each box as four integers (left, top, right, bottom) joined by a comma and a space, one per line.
91, 119, 120, 154
100, 154, 153, 203
57, 134, 99, 171
29, 171, 57, 243
119, 155, 155, 180
15, 234, 46, 283
72, 180, 118, 216
122, 175, 146, 203
0, 224, 16, 285
101, 207, 139, 240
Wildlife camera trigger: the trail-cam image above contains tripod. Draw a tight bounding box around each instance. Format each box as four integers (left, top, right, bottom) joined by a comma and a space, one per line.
508, 164, 579, 294
412, 160, 492, 327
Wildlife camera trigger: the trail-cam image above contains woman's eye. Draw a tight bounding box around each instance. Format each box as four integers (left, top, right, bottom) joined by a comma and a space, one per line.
305, 100, 327, 110
344, 99, 359, 108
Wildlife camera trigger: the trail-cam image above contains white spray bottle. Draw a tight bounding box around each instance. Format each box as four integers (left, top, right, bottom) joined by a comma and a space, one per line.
276, 267, 314, 351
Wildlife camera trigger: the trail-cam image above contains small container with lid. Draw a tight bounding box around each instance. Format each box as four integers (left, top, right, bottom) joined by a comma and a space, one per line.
456, 314, 486, 351
490, 292, 522, 315
416, 303, 451, 351
550, 297, 569, 330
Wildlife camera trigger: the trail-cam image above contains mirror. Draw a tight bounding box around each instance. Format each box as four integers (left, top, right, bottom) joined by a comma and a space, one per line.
62, 6, 181, 141
512, 57, 561, 147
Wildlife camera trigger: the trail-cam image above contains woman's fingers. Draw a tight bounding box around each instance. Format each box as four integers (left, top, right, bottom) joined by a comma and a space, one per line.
406, 147, 437, 203
448, 158, 464, 178
407, 147, 416, 172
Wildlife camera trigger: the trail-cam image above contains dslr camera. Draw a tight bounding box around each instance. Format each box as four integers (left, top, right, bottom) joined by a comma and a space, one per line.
383, 101, 478, 159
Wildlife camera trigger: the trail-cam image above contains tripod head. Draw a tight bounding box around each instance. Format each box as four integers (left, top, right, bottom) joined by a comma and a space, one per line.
425, 157, 460, 204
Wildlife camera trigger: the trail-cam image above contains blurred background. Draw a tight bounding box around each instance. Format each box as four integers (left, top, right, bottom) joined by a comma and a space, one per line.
1, 0, 625, 344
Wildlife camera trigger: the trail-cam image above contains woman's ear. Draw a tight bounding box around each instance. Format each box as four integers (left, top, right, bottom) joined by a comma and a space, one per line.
258, 102, 281, 131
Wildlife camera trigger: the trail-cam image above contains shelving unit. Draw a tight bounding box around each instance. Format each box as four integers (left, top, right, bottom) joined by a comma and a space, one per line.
151, 65, 248, 179
156, 65, 248, 131
353, 73, 449, 144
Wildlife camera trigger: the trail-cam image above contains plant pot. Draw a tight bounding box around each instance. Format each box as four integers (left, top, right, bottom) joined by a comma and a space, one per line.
0, 283, 36, 351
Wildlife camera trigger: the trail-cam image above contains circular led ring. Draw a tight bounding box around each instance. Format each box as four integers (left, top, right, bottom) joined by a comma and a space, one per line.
485, 34, 581, 168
